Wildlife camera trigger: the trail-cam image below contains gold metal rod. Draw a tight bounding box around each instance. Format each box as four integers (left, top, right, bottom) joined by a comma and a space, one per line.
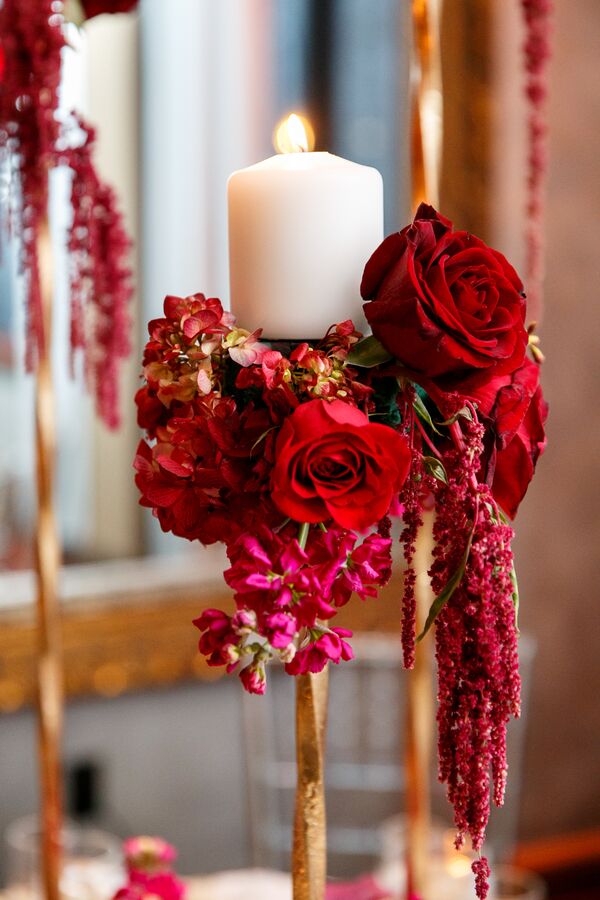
411, 0, 444, 210
34, 217, 64, 900
405, 511, 435, 900
292, 668, 329, 900
406, 1, 444, 897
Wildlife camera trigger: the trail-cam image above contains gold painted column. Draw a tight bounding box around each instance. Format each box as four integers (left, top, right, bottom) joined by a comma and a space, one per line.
34, 219, 64, 900
292, 669, 329, 900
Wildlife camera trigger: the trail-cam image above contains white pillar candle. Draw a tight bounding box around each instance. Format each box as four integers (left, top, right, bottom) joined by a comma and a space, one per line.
227, 118, 383, 340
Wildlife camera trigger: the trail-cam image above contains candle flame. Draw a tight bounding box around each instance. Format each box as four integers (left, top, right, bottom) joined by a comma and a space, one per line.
273, 113, 315, 154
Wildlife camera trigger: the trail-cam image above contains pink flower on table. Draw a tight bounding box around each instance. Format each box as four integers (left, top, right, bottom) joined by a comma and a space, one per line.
325, 874, 391, 899
114, 872, 186, 900
123, 836, 177, 869
113, 835, 186, 900
285, 627, 354, 676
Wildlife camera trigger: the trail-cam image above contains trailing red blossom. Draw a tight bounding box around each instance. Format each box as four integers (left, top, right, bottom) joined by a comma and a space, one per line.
63, 115, 132, 427
429, 417, 520, 899
520, 0, 554, 321
397, 385, 424, 669
0, 3, 133, 427
0, 0, 64, 365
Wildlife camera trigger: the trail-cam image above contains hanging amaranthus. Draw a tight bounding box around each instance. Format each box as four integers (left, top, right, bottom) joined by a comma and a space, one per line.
0, 0, 133, 427
520, 0, 554, 321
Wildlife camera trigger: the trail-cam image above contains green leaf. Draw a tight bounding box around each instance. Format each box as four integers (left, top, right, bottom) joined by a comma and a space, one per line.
437, 406, 474, 427
417, 518, 476, 641
346, 335, 393, 368
412, 392, 443, 436
423, 455, 448, 484
297, 522, 310, 550
250, 425, 277, 455
510, 563, 520, 631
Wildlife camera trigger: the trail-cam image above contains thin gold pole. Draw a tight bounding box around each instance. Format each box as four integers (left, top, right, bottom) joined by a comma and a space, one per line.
411, 0, 444, 210
405, 512, 435, 900
34, 217, 63, 900
292, 669, 329, 900
406, 2, 444, 898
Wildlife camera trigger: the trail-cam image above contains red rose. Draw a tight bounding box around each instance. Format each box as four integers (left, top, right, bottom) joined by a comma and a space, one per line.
271, 399, 411, 531
469, 358, 548, 518
81, 0, 138, 19
361, 204, 528, 391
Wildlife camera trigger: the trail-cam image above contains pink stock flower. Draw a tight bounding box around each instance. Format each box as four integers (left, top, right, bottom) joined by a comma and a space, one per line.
285, 627, 354, 676
327, 537, 391, 609
239, 662, 267, 695
225, 528, 312, 607
264, 611, 297, 649
192, 609, 238, 670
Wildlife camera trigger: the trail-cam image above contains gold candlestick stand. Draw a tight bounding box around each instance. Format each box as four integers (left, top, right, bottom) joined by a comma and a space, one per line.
35, 217, 64, 900
292, 670, 329, 900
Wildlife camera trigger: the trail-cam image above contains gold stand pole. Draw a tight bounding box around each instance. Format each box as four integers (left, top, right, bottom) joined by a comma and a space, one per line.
405, 512, 435, 899
34, 218, 64, 900
411, 0, 444, 210
406, 2, 444, 898
292, 669, 329, 900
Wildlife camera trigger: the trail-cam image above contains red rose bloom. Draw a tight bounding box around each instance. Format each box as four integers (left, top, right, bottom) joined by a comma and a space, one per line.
81, 0, 138, 19
361, 204, 528, 391
271, 399, 411, 531
469, 358, 548, 518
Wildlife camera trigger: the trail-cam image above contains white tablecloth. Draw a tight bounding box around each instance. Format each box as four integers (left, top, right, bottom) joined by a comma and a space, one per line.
0, 869, 292, 900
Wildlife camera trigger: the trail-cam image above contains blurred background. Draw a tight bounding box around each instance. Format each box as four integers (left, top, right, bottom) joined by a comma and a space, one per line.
0, 0, 598, 897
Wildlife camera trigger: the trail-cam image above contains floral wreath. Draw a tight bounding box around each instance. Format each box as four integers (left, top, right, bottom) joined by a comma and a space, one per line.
135, 205, 547, 898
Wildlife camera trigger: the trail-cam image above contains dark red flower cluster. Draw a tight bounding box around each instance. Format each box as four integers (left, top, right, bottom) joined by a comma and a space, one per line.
361, 204, 547, 521
135, 294, 406, 689
357, 205, 548, 896
135, 296, 408, 548
0, 3, 133, 427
